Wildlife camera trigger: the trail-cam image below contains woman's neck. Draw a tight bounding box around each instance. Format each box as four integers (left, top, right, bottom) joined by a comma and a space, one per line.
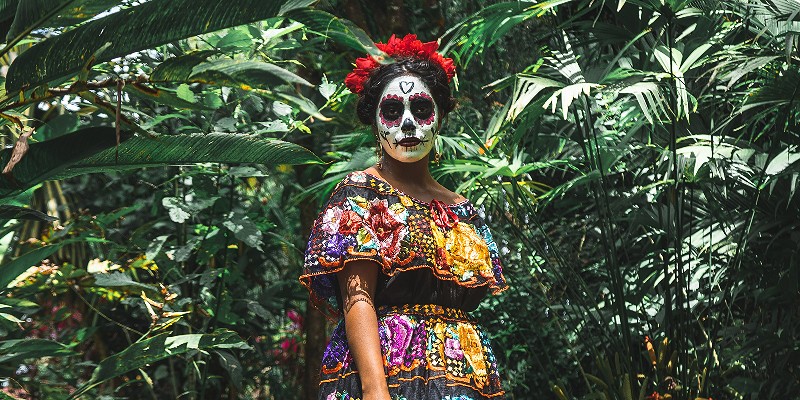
373, 153, 435, 188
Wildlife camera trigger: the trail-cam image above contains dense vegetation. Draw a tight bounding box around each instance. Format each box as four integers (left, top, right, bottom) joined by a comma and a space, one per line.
0, 0, 797, 399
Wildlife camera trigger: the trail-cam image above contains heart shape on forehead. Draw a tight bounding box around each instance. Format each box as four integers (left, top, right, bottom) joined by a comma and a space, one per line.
399, 81, 415, 94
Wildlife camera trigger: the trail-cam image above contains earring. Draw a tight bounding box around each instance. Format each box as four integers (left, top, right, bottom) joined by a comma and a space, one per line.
432, 135, 442, 164
376, 144, 384, 170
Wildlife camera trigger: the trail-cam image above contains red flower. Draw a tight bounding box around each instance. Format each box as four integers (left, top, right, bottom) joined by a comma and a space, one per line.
365, 199, 406, 257
429, 199, 459, 230
344, 33, 456, 94
338, 210, 363, 235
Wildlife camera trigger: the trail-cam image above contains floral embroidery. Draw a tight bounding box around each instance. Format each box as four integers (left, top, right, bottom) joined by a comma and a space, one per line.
430, 199, 460, 229
300, 171, 508, 319
319, 305, 505, 398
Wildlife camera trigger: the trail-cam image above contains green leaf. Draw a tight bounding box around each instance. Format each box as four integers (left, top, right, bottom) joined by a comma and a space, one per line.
189, 59, 312, 88
0, 127, 127, 200
36, 113, 80, 140
69, 329, 251, 399
92, 271, 159, 293
6, 0, 124, 41
222, 214, 263, 251
5, 0, 312, 91
145, 235, 169, 260
214, 350, 244, 391
319, 74, 336, 100
162, 197, 191, 223
54, 133, 322, 178
150, 50, 219, 82
286, 8, 379, 55
0, 244, 62, 289
0, 205, 57, 222
0, 338, 76, 364
125, 83, 213, 111
175, 83, 197, 103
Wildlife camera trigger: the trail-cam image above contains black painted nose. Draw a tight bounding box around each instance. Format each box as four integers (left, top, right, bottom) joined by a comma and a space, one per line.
401, 118, 415, 132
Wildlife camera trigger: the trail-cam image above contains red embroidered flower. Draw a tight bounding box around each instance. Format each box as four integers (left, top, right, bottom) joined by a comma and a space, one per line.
429, 199, 459, 230
338, 210, 363, 235
344, 33, 456, 94
365, 199, 406, 257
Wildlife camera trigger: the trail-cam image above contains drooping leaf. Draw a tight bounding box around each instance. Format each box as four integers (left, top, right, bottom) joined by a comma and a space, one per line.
5, 0, 124, 42
0, 338, 76, 365
0, 127, 127, 199
69, 329, 251, 399
0, 244, 63, 289
150, 50, 219, 82
286, 8, 379, 55
0, 205, 57, 222
189, 59, 312, 88
5, 0, 314, 91
55, 133, 322, 179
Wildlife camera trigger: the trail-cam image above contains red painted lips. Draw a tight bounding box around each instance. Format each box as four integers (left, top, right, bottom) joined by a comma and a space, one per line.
398, 137, 422, 147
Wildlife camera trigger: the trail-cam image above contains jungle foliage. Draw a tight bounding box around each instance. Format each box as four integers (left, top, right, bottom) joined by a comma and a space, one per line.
0, 0, 796, 399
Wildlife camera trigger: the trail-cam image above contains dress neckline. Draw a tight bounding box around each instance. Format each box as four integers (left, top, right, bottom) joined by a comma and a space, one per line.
357, 171, 470, 208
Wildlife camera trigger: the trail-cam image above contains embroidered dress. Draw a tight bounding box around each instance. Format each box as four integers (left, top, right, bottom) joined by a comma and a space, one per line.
300, 171, 508, 400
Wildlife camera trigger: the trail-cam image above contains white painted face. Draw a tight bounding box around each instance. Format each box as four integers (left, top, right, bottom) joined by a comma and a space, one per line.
375, 75, 438, 163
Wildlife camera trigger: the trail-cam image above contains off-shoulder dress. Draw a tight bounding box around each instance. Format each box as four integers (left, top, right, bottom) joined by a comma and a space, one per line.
300, 171, 508, 400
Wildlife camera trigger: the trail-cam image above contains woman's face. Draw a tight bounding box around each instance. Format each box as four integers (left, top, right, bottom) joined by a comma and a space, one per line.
375, 75, 438, 163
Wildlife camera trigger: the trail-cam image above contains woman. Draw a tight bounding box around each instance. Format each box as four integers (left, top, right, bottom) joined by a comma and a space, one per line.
300, 34, 508, 400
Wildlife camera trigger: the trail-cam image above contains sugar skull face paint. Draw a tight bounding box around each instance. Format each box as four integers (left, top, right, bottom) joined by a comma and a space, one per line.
375, 75, 438, 163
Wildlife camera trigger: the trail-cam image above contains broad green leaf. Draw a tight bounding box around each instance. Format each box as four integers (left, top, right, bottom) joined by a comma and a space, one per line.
150, 50, 218, 82
765, 147, 800, 176
189, 59, 312, 88
55, 133, 322, 179
125, 83, 214, 111
145, 235, 169, 260
286, 9, 379, 55
0, 205, 57, 222
175, 83, 196, 103
69, 329, 250, 399
36, 113, 80, 140
222, 214, 263, 251
0, 244, 62, 289
5, 0, 123, 42
5, 0, 71, 42
92, 271, 159, 293
0, 126, 126, 199
0, 338, 76, 365
5, 0, 314, 91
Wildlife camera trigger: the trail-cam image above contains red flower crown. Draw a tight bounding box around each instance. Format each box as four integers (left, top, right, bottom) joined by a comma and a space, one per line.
344, 34, 456, 94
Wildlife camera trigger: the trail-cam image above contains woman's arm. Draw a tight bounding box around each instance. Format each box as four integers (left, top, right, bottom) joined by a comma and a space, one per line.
337, 260, 391, 400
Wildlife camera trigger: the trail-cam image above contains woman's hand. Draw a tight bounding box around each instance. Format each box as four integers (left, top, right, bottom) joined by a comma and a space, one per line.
337, 260, 390, 399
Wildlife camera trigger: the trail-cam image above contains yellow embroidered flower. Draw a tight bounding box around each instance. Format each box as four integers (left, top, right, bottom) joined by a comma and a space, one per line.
399, 195, 414, 207
445, 222, 493, 279
458, 323, 488, 379
430, 222, 452, 269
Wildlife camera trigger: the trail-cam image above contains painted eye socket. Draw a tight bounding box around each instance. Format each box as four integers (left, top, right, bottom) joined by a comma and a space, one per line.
379, 99, 404, 122
410, 98, 434, 121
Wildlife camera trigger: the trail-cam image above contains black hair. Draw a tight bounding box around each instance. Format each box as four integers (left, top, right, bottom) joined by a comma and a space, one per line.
356, 57, 455, 125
